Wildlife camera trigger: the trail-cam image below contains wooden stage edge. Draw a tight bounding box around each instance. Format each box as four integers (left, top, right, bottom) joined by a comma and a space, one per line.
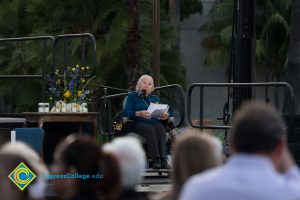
0, 112, 100, 138
23, 112, 99, 138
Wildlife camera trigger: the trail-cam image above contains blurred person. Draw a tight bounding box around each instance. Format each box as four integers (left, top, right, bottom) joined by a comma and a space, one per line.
103, 136, 149, 200
123, 75, 169, 169
1, 142, 48, 175
180, 101, 300, 200
52, 135, 121, 200
153, 130, 223, 200
0, 153, 32, 200
0, 142, 49, 200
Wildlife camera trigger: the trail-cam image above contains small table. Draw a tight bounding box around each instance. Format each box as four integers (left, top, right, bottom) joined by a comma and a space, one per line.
23, 112, 99, 138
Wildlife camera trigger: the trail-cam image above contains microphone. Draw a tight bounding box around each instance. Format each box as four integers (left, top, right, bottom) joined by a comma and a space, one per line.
138, 89, 146, 98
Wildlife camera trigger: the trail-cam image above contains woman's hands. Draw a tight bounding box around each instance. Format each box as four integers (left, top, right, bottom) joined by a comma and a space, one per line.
136, 110, 151, 119
136, 110, 169, 120
160, 113, 169, 120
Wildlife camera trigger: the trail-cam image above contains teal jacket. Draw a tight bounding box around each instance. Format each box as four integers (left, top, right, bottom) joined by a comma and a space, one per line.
122, 92, 160, 123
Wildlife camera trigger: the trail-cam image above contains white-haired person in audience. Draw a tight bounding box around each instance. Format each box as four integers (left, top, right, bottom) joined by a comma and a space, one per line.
103, 136, 149, 200
153, 130, 223, 200
0, 142, 49, 200
0, 153, 33, 200
180, 101, 300, 200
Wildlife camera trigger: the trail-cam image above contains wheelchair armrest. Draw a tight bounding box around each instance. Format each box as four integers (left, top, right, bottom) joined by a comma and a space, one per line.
168, 117, 174, 123
122, 117, 129, 123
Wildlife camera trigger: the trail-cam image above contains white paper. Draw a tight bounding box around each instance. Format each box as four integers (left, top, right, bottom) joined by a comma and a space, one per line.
147, 102, 169, 118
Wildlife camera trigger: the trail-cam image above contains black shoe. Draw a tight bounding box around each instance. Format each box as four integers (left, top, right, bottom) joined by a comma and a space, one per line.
161, 158, 170, 169
153, 158, 161, 169
148, 159, 153, 169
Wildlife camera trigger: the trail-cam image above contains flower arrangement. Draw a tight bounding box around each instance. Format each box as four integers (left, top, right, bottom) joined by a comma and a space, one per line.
46, 65, 95, 105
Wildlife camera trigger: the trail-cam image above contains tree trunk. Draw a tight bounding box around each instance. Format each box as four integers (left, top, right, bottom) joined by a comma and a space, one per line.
126, 0, 142, 90
287, 0, 300, 114
169, 0, 181, 69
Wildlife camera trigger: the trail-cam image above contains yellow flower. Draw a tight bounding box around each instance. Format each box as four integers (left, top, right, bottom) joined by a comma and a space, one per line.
63, 90, 71, 98
86, 66, 90, 70
77, 91, 82, 97
81, 67, 85, 70
55, 70, 59, 74
76, 64, 80, 68
72, 68, 76, 72
81, 78, 85, 83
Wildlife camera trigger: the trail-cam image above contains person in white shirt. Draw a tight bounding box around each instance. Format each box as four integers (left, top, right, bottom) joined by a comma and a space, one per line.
180, 101, 300, 200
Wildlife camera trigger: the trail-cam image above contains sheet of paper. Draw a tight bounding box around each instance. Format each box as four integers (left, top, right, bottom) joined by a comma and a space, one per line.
147, 102, 169, 118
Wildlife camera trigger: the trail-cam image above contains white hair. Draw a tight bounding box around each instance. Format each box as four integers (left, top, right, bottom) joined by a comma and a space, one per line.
209, 136, 223, 163
0, 142, 48, 175
103, 136, 146, 188
135, 74, 154, 91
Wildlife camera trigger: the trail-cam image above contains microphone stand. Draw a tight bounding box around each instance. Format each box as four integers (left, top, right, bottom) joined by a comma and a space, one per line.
96, 85, 132, 93
100, 86, 132, 142
103, 87, 107, 141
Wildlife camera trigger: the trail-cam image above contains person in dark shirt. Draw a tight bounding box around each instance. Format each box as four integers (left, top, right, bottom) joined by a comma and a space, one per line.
123, 75, 169, 169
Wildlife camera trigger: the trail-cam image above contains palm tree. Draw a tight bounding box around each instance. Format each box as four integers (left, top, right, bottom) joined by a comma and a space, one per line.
162, 0, 203, 70
201, 0, 290, 82
258, 0, 290, 81
125, 0, 142, 90
0, 0, 189, 111
200, 0, 233, 66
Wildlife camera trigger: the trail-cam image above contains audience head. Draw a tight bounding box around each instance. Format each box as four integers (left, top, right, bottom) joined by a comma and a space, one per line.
0, 153, 31, 200
1, 142, 48, 176
136, 74, 154, 95
229, 101, 287, 166
0, 142, 48, 200
52, 135, 121, 200
103, 136, 146, 189
171, 130, 222, 200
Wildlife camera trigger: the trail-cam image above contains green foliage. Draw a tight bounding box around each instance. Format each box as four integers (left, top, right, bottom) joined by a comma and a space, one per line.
201, 0, 291, 80
161, 0, 203, 20
0, 0, 188, 112
200, 0, 232, 66
180, 0, 203, 20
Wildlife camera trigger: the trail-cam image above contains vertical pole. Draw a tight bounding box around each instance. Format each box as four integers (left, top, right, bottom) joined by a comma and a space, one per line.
42, 40, 47, 102
232, 0, 255, 111
200, 86, 204, 131
152, 0, 160, 87
80, 37, 85, 66
63, 38, 68, 67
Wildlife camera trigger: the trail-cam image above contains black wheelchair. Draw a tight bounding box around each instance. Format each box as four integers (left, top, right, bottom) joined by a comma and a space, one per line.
112, 111, 175, 154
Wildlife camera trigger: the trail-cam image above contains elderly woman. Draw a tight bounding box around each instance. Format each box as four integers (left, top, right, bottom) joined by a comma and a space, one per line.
123, 75, 169, 169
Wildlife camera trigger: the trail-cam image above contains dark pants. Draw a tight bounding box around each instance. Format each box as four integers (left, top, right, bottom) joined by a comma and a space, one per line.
134, 121, 166, 159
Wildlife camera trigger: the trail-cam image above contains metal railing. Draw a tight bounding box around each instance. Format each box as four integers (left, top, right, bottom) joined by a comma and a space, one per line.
0, 33, 97, 109
53, 33, 97, 77
0, 36, 55, 101
187, 82, 294, 130
0, 36, 55, 79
